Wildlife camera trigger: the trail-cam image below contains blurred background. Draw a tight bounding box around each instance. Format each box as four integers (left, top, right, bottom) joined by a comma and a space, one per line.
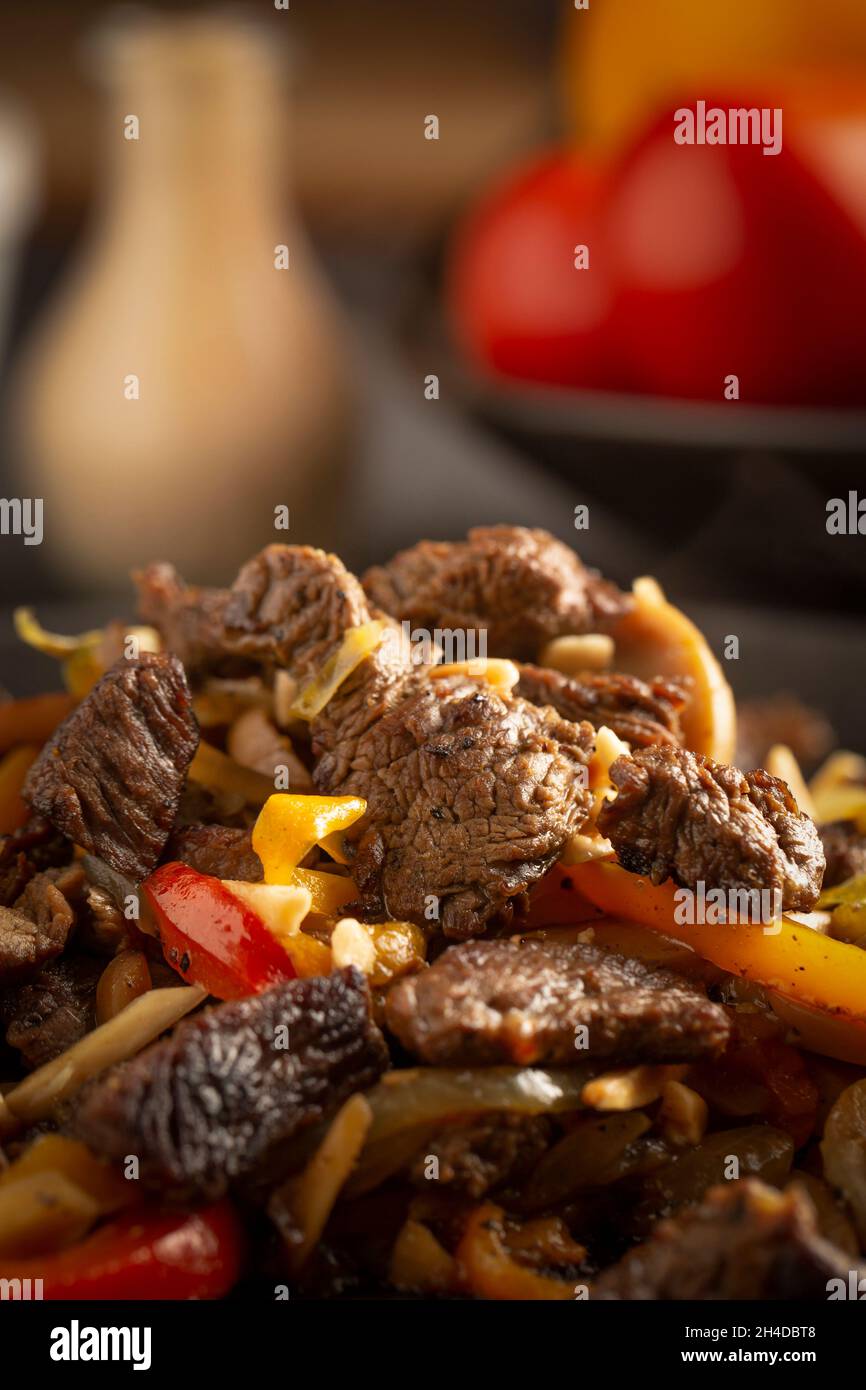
0, 0, 864, 742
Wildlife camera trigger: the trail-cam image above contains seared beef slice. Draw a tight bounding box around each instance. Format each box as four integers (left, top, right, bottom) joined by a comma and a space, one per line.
314, 677, 594, 939
136, 544, 370, 685
516, 664, 685, 749
73, 968, 388, 1198
597, 746, 825, 911
24, 653, 199, 882
592, 1179, 856, 1300
363, 526, 628, 660
385, 939, 730, 1066
0, 864, 83, 985
820, 820, 866, 889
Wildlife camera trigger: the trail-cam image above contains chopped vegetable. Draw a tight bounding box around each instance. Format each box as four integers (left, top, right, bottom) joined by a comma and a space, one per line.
269, 1093, 372, 1272
221, 880, 312, 944
609, 576, 736, 762
0, 1135, 133, 1212
582, 1064, 686, 1111
290, 621, 386, 720
2, 984, 206, 1131
809, 750, 866, 829
538, 633, 614, 674
659, 1080, 709, 1148
144, 862, 297, 998
188, 741, 274, 805
0, 1199, 244, 1300
252, 792, 367, 883
390, 1219, 458, 1294
95, 949, 153, 1025
818, 871, 866, 945
524, 1112, 651, 1209
14, 609, 161, 698
0, 691, 76, 755
456, 1202, 580, 1301
331, 917, 426, 986
292, 866, 359, 916
429, 658, 520, 693
0, 1172, 100, 1258
0, 743, 40, 833
820, 1077, 866, 1245
572, 860, 866, 1023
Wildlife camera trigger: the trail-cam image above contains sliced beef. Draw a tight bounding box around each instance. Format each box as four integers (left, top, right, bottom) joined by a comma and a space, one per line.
820, 820, 866, 890
72, 968, 388, 1199
597, 746, 825, 912
736, 694, 835, 778
23, 653, 199, 883
592, 1178, 856, 1300
362, 527, 629, 661
136, 544, 371, 686
407, 1115, 553, 1198
385, 938, 730, 1066
2, 954, 101, 1068
0, 816, 70, 907
164, 824, 263, 882
516, 664, 686, 749
314, 675, 594, 939
0, 864, 83, 985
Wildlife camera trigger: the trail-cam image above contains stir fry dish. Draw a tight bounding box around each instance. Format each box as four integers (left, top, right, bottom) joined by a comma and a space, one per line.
2, 526, 866, 1301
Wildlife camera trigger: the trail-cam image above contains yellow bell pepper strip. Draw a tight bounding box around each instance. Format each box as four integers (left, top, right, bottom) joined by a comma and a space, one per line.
456, 1202, 581, 1301
0, 744, 40, 834
292, 866, 359, 916
252, 793, 367, 884
609, 577, 736, 762
14, 608, 162, 698
188, 741, 274, 806
289, 621, 386, 721
571, 860, 866, 1021
0, 692, 76, 755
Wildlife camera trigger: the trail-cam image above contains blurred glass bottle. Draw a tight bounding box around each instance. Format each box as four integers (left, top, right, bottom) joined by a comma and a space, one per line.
12, 12, 354, 588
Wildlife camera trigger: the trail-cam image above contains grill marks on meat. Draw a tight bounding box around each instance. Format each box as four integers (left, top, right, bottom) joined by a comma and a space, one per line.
407, 1115, 553, 1198
820, 820, 866, 889
0, 864, 83, 985
2, 954, 101, 1068
72, 968, 388, 1199
385, 938, 731, 1066
363, 526, 629, 661
597, 746, 825, 912
592, 1179, 857, 1300
23, 653, 199, 883
516, 664, 686, 749
315, 677, 594, 939
136, 545, 370, 687
164, 824, 263, 882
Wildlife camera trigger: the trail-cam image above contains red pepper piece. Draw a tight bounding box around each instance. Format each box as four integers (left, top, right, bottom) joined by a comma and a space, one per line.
143, 861, 296, 999
0, 1200, 244, 1300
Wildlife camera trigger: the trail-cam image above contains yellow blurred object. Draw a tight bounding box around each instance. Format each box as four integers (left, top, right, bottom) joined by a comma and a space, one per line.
0, 743, 40, 833
561, 0, 866, 152
188, 742, 274, 806
252, 793, 367, 884
14, 608, 162, 698
610, 578, 736, 763
0, 692, 76, 754
430, 658, 520, 694
0, 1135, 133, 1215
809, 751, 866, 830
291, 866, 359, 917
283, 933, 333, 978
290, 621, 385, 721
331, 917, 426, 986
0, 1172, 100, 1259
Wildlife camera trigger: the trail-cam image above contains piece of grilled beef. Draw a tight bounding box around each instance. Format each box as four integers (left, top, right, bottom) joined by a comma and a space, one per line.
0, 863, 84, 986
597, 746, 825, 912
820, 820, 866, 890
72, 968, 388, 1199
23, 653, 199, 883
592, 1179, 857, 1300
2, 954, 101, 1069
406, 1115, 553, 1198
515, 664, 686, 749
314, 674, 594, 939
362, 526, 629, 661
385, 938, 731, 1066
0, 816, 70, 908
164, 824, 263, 882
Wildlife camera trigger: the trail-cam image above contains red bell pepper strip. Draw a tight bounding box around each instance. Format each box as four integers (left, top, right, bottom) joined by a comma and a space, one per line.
0, 1200, 244, 1300
143, 861, 296, 1000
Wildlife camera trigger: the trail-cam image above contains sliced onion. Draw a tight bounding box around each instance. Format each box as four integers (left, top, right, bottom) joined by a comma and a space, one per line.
3, 985, 205, 1129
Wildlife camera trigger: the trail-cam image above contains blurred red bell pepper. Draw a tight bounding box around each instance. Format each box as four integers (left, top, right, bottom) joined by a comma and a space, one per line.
0, 1199, 244, 1300
143, 861, 296, 999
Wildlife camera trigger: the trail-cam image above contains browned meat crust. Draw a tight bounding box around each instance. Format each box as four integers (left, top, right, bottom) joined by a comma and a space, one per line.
362, 526, 629, 660
406, 1115, 553, 1198
516, 664, 686, 748
0, 816, 70, 908
71, 968, 388, 1199
385, 938, 731, 1066
315, 676, 594, 939
23, 653, 199, 883
2, 954, 101, 1068
136, 545, 370, 687
597, 746, 825, 912
592, 1179, 857, 1300
820, 820, 866, 890
0, 864, 83, 986
164, 824, 263, 882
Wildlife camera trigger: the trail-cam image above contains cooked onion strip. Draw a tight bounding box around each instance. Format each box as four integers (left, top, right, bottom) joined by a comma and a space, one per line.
2, 985, 205, 1130
290, 621, 386, 721
582, 1064, 687, 1111
269, 1093, 372, 1272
